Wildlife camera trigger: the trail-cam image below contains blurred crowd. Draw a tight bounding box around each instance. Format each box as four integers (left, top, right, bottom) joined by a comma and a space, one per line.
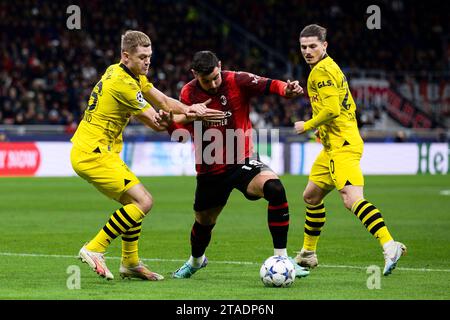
0, 0, 448, 131
209, 0, 448, 74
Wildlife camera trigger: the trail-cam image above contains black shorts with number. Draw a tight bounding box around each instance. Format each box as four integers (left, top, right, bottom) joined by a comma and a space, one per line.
194, 155, 272, 212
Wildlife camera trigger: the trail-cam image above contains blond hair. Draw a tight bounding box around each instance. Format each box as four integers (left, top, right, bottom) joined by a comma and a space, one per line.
121, 30, 151, 53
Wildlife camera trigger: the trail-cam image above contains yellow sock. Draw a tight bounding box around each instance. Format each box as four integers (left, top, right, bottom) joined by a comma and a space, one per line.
121, 222, 142, 267
303, 201, 326, 251
351, 199, 393, 246
86, 204, 145, 253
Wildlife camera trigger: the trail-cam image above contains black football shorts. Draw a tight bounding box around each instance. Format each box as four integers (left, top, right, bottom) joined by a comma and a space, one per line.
193, 155, 272, 212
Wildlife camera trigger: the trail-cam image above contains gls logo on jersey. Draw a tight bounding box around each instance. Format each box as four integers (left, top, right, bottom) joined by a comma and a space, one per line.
136, 91, 146, 108
318, 80, 333, 88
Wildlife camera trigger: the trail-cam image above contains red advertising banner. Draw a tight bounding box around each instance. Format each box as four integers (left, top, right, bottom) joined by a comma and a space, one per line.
0, 142, 41, 176
386, 89, 434, 128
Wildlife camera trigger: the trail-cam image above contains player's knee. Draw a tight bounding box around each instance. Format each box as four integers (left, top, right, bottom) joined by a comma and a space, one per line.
340, 190, 363, 210
263, 179, 286, 203
343, 196, 361, 211
137, 193, 153, 214
195, 216, 216, 226
121, 185, 154, 214
303, 191, 322, 206
343, 198, 354, 210
195, 209, 220, 225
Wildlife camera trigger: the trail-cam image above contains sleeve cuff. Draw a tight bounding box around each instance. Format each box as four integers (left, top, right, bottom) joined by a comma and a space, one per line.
303, 120, 314, 131
269, 80, 286, 96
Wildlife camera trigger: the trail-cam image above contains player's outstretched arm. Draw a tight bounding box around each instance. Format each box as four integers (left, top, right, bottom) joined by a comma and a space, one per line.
183, 98, 226, 119
134, 106, 166, 131
140, 109, 219, 132
143, 86, 189, 114
266, 78, 303, 98
169, 111, 227, 126
235, 72, 303, 99
143, 86, 223, 118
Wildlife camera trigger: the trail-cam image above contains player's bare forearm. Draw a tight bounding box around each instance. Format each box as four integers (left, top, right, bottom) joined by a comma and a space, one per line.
172, 114, 193, 124
144, 86, 189, 114
165, 96, 192, 114
135, 107, 163, 131
172, 111, 226, 125
169, 96, 225, 119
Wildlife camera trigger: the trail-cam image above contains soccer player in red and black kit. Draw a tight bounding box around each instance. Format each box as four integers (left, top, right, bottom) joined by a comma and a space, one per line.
164, 51, 310, 279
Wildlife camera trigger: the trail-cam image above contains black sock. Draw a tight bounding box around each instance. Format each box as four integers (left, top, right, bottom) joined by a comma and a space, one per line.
190, 221, 215, 257
264, 179, 289, 249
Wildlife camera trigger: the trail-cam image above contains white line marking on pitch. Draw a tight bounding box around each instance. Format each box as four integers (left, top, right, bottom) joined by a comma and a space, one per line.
1, 251, 450, 273
439, 190, 450, 196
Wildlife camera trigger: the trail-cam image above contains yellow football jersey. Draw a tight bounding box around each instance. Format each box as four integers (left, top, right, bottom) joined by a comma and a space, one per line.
305, 56, 363, 151
71, 63, 153, 153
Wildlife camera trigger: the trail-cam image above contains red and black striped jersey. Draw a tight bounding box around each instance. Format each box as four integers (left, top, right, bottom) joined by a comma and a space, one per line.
172, 70, 285, 175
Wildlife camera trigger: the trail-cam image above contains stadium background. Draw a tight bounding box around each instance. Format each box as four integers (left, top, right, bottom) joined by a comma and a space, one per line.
1, 0, 449, 139
0, 0, 449, 302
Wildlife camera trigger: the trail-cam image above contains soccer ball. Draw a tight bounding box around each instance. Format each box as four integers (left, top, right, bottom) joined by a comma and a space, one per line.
259, 255, 296, 287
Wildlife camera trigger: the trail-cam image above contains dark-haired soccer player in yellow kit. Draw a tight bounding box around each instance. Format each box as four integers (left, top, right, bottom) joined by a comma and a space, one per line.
293, 24, 406, 276
71, 30, 223, 280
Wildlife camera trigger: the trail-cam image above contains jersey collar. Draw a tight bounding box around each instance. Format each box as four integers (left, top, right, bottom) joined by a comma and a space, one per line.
311, 54, 331, 71
119, 63, 140, 82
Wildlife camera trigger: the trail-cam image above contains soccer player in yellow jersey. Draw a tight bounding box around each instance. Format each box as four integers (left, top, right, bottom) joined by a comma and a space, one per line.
71, 30, 223, 280
293, 24, 406, 276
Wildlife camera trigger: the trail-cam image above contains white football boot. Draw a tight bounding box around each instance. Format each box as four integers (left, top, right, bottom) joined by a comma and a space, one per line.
383, 240, 407, 276
295, 248, 318, 269
120, 260, 164, 281
78, 245, 114, 280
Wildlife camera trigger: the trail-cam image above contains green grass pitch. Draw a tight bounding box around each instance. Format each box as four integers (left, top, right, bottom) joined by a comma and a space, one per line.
0, 175, 449, 300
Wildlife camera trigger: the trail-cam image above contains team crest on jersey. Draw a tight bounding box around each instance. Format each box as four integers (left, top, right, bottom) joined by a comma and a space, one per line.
220, 95, 227, 106
136, 91, 146, 108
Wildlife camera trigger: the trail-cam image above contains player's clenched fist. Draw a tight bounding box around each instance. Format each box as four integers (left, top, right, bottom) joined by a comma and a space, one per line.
285, 80, 304, 98
294, 121, 306, 134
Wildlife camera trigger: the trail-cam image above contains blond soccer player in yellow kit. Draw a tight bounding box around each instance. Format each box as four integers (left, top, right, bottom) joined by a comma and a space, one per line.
293, 24, 406, 276
71, 30, 223, 280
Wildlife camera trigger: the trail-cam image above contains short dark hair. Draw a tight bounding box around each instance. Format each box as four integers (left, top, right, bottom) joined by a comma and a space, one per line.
191, 51, 219, 75
299, 24, 327, 42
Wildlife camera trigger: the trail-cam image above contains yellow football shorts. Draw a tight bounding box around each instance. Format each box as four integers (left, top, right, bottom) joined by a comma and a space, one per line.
70, 146, 140, 201
309, 144, 364, 191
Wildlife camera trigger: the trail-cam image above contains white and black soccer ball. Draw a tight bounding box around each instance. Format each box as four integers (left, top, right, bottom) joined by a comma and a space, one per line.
259, 255, 296, 287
